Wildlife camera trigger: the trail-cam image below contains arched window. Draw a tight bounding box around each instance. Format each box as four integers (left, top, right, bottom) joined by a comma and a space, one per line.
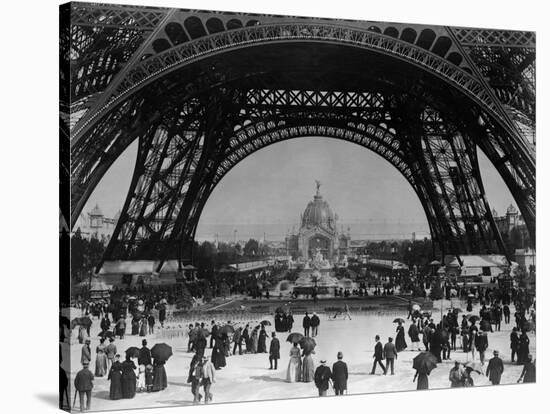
431, 36, 452, 57
400, 28, 417, 44
446, 52, 463, 66
383, 27, 399, 38
206, 17, 225, 34
246, 19, 260, 27
226, 19, 243, 30
184, 16, 207, 39
367, 26, 381, 33
416, 29, 436, 50
165, 22, 189, 45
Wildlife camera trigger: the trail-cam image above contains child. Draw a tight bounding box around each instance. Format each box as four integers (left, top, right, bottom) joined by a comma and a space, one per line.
137, 364, 146, 392
145, 364, 154, 392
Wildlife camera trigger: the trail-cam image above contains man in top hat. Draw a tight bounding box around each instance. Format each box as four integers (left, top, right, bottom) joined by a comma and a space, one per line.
486, 350, 504, 385
331, 352, 348, 395
269, 332, 280, 370
314, 359, 332, 396
74, 361, 94, 412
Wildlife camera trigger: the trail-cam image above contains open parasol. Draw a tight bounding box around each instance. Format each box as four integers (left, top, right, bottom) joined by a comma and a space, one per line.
260, 320, 272, 326
412, 352, 438, 374
299, 337, 316, 353
287, 332, 304, 344
151, 343, 173, 362
125, 347, 140, 359
98, 330, 114, 339
469, 315, 480, 323
412, 304, 421, 311
393, 318, 406, 324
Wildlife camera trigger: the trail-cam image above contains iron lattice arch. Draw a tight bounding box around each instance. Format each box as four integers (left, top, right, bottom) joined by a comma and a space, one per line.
61, 3, 536, 272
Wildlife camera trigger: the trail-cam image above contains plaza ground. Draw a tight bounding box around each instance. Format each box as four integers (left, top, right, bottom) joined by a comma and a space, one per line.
62, 298, 536, 411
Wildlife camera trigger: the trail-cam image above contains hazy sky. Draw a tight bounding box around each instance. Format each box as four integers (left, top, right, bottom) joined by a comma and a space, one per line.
82, 136, 517, 241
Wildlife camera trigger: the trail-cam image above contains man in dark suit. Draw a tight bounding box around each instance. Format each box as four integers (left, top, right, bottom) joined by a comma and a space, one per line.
370, 335, 386, 375
269, 332, 280, 369
303, 312, 311, 337
74, 361, 94, 412
138, 339, 152, 366
332, 352, 348, 395
310, 313, 320, 337
314, 360, 332, 396
383, 337, 398, 375
486, 350, 504, 385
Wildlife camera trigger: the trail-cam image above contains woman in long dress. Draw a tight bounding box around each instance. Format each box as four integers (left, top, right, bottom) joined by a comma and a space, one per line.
251, 329, 259, 353
108, 355, 123, 400
152, 358, 168, 391
139, 319, 147, 337
286, 343, 302, 382
78, 326, 87, 344
301, 350, 315, 382
131, 317, 140, 335
258, 326, 267, 353
413, 370, 429, 390
120, 356, 137, 398
95, 338, 108, 377
211, 337, 226, 369
396, 322, 407, 352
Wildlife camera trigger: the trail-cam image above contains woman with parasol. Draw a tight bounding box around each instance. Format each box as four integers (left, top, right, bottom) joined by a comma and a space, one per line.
151, 343, 172, 392
301, 338, 316, 382
412, 352, 437, 390
395, 321, 407, 352
286, 342, 302, 382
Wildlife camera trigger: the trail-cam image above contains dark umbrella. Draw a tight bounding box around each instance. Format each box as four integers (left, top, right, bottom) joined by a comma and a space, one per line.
261, 320, 272, 326
98, 330, 114, 339
393, 318, 405, 324
151, 343, 173, 362
469, 315, 480, 323
421, 311, 432, 318
449, 308, 463, 313
220, 325, 235, 335
125, 347, 140, 359
299, 337, 316, 353
433, 328, 449, 343
412, 352, 438, 374
287, 332, 304, 344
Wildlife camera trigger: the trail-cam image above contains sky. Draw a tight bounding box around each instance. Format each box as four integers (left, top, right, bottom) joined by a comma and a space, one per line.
81, 136, 518, 242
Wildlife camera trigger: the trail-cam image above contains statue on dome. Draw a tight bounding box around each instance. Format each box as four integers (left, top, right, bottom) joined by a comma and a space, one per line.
315, 179, 321, 195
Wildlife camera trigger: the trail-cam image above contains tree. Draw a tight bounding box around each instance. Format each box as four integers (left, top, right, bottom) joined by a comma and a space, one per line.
244, 239, 259, 256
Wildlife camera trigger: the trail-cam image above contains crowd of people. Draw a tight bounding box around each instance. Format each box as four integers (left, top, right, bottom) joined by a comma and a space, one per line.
63, 283, 536, 410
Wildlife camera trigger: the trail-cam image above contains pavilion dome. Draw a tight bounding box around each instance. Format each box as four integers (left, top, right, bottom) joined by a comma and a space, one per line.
301, 188, 336, 230
90, 203, 103, 217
